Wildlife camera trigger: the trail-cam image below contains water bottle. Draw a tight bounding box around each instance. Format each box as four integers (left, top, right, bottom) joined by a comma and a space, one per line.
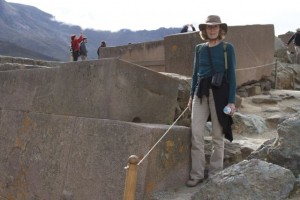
223, 106, 231, 115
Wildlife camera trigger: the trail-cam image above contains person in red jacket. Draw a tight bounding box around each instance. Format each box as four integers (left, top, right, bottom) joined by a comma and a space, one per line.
71, 32, 83, 61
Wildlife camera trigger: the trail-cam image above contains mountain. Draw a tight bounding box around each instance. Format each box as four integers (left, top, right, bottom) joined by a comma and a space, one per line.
0, 40, 57, 61
0, 0, 181, 61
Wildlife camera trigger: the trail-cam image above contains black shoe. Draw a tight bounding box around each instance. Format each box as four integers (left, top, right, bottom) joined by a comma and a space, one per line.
186, 179, 203, 187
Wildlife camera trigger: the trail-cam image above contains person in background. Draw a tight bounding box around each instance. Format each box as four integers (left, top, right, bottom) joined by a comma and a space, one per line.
186, 15, 236, 187
97, 41, 106, 59
287, 28, 300, 64
71, 32, 83, 61
180, 24, 196, 33
80, 37, 88, 61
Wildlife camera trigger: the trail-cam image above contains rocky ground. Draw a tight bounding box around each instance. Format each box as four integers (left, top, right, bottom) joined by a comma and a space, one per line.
152, 49, 300, 199
235, 89, 300, 147
152, 89, 300, 200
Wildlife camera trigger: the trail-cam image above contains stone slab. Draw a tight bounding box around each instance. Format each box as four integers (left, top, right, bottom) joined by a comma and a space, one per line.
0, 58, 179, 124
0, 109, 190, 200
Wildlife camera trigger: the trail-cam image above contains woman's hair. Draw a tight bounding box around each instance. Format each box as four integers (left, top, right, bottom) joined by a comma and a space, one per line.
200, 27, 226, 40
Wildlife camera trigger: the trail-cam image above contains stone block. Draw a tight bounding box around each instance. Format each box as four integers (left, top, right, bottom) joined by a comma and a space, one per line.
0, 109, 190, 200
0, 58, 179, 124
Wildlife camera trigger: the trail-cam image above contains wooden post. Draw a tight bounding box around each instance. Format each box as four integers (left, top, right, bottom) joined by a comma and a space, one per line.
123, 155, 139, 200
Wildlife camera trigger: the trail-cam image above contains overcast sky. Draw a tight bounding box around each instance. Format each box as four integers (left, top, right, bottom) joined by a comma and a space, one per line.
6, 0, 299, 36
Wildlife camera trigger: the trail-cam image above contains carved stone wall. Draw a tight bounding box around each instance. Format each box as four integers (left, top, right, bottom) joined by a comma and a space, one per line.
101, 41, 165, 71
101, 24, 275, 87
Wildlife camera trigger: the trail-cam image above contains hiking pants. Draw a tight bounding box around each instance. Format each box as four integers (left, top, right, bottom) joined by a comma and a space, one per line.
190, 89, 224, 180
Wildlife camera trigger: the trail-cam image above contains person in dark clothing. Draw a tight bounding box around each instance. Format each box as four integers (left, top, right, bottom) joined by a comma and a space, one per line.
71, 33, 83, 61
80, 37, 88, 61
180, 24, 196, 33
97, 41, 106, 59
186, 15, 236, 187
287, 28, 300, 64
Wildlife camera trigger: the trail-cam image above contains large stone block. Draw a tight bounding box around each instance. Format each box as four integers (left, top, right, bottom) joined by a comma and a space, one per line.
164, 32, 202, 77
0, 58, 178, 124
0, 109, 190, 200
227, 25, 275, 86
101, 41, 165, 72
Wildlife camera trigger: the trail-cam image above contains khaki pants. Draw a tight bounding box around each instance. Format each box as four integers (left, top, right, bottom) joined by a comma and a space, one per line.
190, 89, 224, 180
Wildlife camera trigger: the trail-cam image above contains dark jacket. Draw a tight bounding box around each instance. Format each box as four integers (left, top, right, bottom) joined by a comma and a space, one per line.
80, 42, 87, 56
180, 25, 196, 33
211, 79, 233, 142
97, 42, 106, 57
197, 77, 233, 142
287, 32, 300, 46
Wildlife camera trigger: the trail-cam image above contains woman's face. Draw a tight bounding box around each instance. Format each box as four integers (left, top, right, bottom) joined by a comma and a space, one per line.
206, 25, 220, 40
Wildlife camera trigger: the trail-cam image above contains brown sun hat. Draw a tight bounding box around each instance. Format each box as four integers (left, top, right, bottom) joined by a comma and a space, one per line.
199, 15, 228, 33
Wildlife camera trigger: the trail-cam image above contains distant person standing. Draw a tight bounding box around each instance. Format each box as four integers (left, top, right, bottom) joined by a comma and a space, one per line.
180, 24, 196, 33
287, 28, 300, 64
97, 41, 106, 59
71, 32, 83, 61
80, 37, 88, 61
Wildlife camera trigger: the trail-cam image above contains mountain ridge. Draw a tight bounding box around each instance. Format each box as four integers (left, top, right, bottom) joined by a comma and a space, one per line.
0, 0, 181, 61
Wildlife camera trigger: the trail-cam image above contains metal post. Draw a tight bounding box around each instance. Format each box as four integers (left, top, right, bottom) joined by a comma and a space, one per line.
123, 155, 139, 200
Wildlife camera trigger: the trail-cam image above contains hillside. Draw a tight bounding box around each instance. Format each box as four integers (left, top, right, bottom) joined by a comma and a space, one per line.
0, 0, 181, 61
0, 40, 57, 61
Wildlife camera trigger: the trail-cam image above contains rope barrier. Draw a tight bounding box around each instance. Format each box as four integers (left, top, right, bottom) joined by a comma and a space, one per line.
277, 62, 297, 73
236, 62, 276, 71
137, 106, 189, 166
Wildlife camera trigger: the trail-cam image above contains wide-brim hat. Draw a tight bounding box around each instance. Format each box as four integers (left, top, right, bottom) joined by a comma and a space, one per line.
199, 15, 227, 33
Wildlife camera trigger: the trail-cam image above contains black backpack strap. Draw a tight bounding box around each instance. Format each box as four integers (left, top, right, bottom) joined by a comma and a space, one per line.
223, 42, 228, 79
223, 42, 228, 70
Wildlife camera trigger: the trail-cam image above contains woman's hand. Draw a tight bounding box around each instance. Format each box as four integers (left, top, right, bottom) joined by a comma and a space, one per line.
227, 103, 236, 116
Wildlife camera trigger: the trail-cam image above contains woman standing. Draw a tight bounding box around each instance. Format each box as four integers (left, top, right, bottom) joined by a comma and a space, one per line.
71, 32, 83, 61
186, 15, 236, 187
